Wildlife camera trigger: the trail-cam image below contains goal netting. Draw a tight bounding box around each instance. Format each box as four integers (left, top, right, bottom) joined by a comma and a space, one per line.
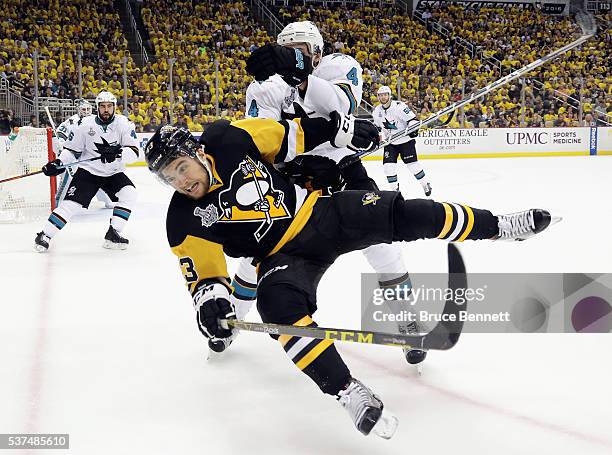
0, 127, 56, 223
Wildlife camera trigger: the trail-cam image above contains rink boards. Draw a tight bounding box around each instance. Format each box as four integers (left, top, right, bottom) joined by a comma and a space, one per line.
127, 126, 612, 164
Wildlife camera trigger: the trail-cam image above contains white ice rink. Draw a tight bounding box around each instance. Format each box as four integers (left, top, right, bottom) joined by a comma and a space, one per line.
1, 157, 611, 454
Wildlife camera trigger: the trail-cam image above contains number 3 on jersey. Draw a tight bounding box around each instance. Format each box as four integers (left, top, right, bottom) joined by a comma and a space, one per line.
180, 257, 199, 284
346, 67, 359, 86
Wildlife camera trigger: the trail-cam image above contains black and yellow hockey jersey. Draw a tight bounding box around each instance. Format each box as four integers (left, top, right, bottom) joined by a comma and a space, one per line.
166, 117, 333, 294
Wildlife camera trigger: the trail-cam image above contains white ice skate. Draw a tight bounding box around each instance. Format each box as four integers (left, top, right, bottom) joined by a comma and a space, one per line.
337, 378, 398, 439
495, 209, 561, 241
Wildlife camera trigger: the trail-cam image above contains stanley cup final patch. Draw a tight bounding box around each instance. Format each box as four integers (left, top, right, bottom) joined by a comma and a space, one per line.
194, 204, 220, 227
362, 192, 381, 206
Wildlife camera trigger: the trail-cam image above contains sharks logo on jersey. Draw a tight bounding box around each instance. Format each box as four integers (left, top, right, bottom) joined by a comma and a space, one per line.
382, 119, 398, 130
217, 156, 290, 242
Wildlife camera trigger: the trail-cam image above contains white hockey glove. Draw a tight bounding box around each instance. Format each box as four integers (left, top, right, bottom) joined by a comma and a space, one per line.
330, 111, 380, 153
193, 281, 236, 353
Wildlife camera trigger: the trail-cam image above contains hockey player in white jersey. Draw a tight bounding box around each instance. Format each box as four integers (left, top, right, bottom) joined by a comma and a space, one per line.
241, 22, 427, 371
55, 100, 115, 208
373, 86, 432, 196
34, 91, 139, 251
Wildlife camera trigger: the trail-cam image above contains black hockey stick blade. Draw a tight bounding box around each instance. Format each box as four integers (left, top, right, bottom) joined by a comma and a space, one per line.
421, 243, 468, 350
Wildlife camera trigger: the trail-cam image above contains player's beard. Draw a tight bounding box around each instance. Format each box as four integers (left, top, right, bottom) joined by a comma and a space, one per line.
98, 108, 115, 123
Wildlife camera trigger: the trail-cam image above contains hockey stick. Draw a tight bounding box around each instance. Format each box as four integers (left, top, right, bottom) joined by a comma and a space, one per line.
44, 106, 59, 137
0, 157, 102, 184
223, 244, 467, 351
341, 7, 597, 169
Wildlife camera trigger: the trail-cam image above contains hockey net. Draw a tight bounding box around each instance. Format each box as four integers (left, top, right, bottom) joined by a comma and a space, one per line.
0, 127, 56, 223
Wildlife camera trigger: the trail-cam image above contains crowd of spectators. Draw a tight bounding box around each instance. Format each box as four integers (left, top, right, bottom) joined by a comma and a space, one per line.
425, 4, 611, 126
0, 0, 609, 131
135, 0, 269, 131
0, 0, 138, 114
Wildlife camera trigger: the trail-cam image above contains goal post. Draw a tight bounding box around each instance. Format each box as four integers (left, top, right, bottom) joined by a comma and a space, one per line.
0, 127, 57, 223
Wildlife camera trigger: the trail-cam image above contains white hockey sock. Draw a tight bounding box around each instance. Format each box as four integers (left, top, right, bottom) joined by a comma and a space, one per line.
383, 162, 399, 190
96, 189, 114, 207
362, 243, 409, 281
362, 244, 412, 313
42, 200, 83, 238
110, 185, 136, 233
231, 257, 258, 320
406, 162, 428, 186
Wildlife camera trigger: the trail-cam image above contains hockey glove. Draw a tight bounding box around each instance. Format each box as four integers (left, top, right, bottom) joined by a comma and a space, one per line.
194, 281, 236, 352
330, 111, 380, 153
246, 44, 312, 86
95, 138, 123, 164
283, 155, 345, 193
42, 159, 65, 176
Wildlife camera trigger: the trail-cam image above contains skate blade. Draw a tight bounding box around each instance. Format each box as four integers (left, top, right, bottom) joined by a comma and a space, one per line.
372, 410, 399, 439
103, 241, 128, 250
550, 215, 563, 227
34, 245, 48, 253
206, 348, 220, 361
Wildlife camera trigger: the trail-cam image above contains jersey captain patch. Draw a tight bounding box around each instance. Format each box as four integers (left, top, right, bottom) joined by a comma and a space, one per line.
217, 156, 290, 242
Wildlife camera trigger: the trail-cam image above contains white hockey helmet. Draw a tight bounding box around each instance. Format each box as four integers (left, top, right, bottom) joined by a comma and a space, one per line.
95, 90, 117, 123
277, 21, 324, 57
95, 90, 117, 108
377, 86, 392, 95
77, 100, 93, 118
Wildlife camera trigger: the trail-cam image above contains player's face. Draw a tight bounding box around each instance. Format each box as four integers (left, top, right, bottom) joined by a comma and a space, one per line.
284, 42, 321, 67
378, 93, 390, 105
98, 102, 115, 121
161, 155, 210, 199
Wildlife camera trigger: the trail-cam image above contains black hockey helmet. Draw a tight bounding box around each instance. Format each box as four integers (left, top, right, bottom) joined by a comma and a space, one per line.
145, 125, 202, 180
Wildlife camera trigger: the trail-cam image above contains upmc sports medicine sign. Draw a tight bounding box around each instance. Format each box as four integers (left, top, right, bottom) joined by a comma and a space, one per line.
397, 127, 606, 159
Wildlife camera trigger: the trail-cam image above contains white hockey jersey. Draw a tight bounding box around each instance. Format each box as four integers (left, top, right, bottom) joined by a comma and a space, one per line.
56, 114, 84, 146
245, 53, 363, 162
372, 101, 419, 145
59, 114, 139, 177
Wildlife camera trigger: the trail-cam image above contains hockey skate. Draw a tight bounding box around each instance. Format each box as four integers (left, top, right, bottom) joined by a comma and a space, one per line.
103, 226, 129, 250
400, 320, 428, 374
34, 231, 51, 253
337, 378, 398, 439
206, 332, 238, 360
495, 209, 560, 241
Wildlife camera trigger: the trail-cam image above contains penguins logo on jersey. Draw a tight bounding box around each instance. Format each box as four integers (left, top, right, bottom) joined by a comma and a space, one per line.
362, 192, 381, 206
217, 156, 290, 242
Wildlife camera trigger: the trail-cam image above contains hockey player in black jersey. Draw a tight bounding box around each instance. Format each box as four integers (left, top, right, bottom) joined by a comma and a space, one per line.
145, 113, 557, 439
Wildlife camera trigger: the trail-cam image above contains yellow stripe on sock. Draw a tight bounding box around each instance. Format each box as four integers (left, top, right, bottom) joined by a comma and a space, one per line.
437, 203, 454, 239
294, 315, 314, 327
279, 315, 314, 347
279, 335, 292, 347
457, 205, 475, 242
295, 339, 334, 370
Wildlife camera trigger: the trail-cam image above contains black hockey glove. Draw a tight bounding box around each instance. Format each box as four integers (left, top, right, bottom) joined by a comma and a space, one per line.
194, 281, 236, 353
246, 44, 312, 86
283, 155, 345, 193
42, 159, 65, 176
329, 111, 380, 153
95, 138, 123, 164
